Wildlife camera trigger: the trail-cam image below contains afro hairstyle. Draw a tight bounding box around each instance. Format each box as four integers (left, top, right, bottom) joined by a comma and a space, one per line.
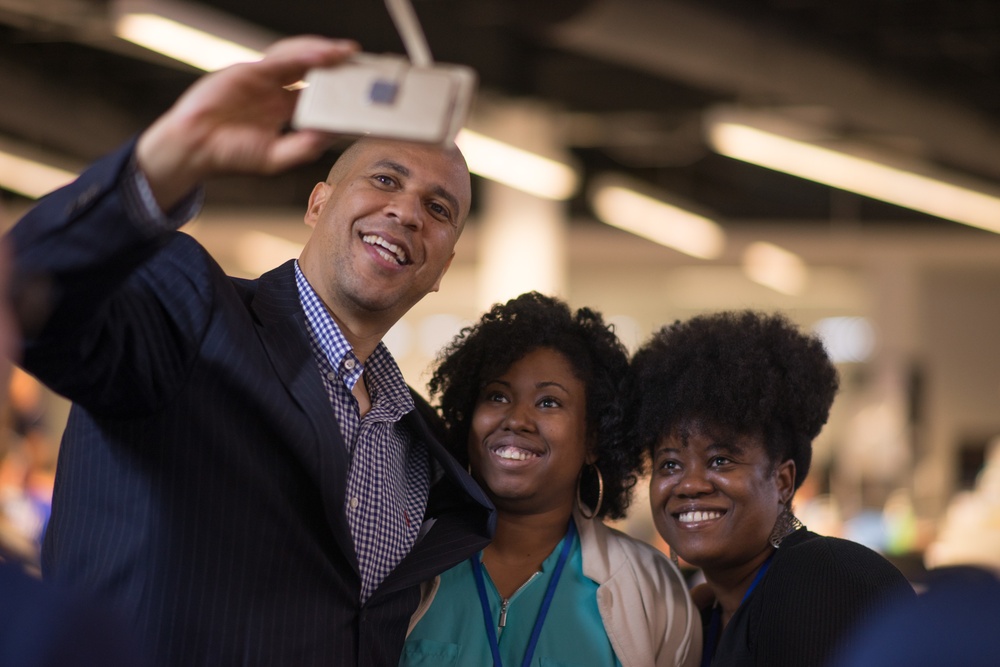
627, 310, 839, 490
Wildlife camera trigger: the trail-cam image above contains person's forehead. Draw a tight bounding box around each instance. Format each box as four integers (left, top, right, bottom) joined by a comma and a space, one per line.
354, 139, 464, 174
352, 139, 470, 209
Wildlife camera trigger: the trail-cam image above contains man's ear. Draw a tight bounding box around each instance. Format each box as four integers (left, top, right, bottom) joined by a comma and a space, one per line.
776, 459, 796, 505
304, 182, 330, 229
429, 252, 455, 293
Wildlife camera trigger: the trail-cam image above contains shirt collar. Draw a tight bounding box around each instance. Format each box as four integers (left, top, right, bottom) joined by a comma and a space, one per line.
294, 261, 414, 415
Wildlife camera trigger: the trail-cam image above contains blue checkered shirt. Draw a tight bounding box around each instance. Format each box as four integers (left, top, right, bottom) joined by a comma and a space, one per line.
294, 263, 431, 603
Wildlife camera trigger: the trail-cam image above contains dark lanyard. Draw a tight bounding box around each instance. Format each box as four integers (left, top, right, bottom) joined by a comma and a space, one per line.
470, 520, 577, 667
700, 555, 773, 667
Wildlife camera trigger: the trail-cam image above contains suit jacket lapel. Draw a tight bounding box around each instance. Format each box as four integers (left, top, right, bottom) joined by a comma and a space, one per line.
248, 259, 359, 575
372, 410, 495, 599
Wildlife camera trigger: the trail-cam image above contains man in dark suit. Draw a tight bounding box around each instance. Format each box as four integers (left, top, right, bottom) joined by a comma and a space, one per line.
6, 36, 493, 666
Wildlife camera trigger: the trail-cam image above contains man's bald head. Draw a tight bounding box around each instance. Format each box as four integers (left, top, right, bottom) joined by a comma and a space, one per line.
325, 137, 471, 225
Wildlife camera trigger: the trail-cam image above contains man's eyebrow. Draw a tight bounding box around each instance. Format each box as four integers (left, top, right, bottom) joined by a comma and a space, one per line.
372, 159, 461, 217
373, 159, 410, 177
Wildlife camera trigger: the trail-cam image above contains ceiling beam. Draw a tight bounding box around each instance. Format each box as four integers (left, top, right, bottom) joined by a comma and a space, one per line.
0, 58, 140, 159
549, 0, 1000, 182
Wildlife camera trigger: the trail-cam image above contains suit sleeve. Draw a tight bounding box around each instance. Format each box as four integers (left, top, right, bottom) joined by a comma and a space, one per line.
6, 140, 215, 416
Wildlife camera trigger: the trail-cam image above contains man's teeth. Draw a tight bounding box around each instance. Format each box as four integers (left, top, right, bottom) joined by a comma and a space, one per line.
493, 446, 538, 461
678, 510, 723, 523
363, 234, 407, 264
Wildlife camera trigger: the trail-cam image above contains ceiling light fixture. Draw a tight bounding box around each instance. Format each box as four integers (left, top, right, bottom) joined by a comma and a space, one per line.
589, 174, 724, 259
0, 142, 78, 199
742, 241, 807, 295
113, 0, 272, 71
455, 129, 578, 200
706, 107, 1000, 235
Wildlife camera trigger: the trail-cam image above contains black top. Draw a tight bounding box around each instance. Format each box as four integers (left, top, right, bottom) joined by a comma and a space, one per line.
703, 529, 915, 667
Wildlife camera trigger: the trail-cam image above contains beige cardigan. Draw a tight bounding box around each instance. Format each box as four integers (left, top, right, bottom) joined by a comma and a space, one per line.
407, 509, 702, 667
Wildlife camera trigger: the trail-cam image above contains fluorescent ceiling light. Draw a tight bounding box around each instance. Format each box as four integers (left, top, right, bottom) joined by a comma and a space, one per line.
707, 108, 1000, 234
455, 129, 578, 200
113, 0, 273, 71
742, 241, 807, 295
0, 145, 78, 199
814, 316, 875, 363
116, 14, 263, 70
589, 174, 724, 259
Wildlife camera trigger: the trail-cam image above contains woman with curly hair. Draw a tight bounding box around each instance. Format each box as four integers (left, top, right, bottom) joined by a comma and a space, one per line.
401, 292, 700, 667
629, 310, 914, 667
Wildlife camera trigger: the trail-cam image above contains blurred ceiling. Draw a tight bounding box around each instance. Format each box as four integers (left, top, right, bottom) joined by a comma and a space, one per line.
3, 0, 1000, 233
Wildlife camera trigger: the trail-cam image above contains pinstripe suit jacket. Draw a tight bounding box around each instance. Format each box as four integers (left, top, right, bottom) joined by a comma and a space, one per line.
7, 142, 495, 667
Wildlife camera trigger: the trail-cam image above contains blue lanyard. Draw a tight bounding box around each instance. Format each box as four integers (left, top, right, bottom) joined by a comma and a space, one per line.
700, 555, 773, 667
471, 520, 577, 667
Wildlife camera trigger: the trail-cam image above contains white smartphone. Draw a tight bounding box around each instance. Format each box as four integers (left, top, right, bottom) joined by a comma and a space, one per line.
291, 53, 476, 145
291, 0, 477, 145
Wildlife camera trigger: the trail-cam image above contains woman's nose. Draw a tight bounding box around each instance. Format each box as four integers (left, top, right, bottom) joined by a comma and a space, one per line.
501, 401, 534, 432
674, 465, 714, 497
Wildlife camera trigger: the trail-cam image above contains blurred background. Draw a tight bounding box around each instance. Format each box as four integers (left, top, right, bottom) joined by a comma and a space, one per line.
1, 0, 999, 582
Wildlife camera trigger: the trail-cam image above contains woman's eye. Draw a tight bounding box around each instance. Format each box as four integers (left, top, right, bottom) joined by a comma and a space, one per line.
484, 391, 508, 403
709, 456, 731, 467
538, 397, 561, 408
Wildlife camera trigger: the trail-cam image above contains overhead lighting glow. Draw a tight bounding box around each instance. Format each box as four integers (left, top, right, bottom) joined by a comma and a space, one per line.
455, 129, 578, 200
589, 174, 724, 259
116, 13, 264, 71
707, 114, 1000, 235
814, 316, 875, 363
234, 231, 303, 277
0, 149, 78, 199
742, 241, 807, 295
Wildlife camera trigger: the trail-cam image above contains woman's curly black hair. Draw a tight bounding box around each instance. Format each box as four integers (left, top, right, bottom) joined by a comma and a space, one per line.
627, 310, 839, 490
428, 292, 638, 520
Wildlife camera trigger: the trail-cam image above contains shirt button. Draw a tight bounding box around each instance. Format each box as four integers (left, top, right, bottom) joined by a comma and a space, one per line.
344, 359, 356, 370
326, 371, 336, 381
349, 497, 360, 509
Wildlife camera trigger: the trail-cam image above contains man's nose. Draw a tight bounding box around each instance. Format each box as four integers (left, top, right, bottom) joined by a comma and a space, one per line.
384, 191, 422, 229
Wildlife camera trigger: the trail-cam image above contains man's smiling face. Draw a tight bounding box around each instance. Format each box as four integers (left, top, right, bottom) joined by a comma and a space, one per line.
299, 138, 471, 331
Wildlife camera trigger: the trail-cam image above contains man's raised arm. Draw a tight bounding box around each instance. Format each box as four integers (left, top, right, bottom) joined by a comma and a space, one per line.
136, 36, 358, 211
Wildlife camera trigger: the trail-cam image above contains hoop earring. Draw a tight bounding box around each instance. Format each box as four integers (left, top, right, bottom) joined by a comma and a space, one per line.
576, 463, 604, 519
769, 504, 803, 548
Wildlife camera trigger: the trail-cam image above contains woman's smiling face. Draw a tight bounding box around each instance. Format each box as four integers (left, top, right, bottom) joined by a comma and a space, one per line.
468, 346, 591, 516
649, 420, 795, 575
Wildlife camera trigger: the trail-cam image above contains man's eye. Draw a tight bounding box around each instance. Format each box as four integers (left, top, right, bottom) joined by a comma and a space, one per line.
428, 202, 453, 221
374, 174, 397, 187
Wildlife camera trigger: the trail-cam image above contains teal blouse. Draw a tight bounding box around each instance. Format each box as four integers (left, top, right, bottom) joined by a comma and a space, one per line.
401, 528, 622, 667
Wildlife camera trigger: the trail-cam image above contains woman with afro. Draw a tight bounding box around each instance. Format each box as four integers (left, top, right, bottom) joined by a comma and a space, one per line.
630, 310, 914, 667
401, 292, 700, 667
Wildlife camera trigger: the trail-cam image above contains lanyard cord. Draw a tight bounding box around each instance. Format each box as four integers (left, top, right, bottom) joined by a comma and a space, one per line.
700, 554, 773, 667
471, 520, 577, 667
